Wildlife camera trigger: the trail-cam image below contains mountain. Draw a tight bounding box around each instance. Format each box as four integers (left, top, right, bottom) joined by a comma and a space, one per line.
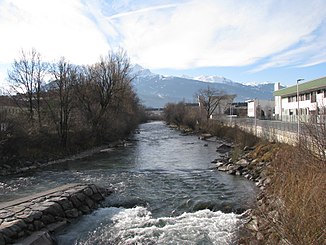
131, 65, 275, 108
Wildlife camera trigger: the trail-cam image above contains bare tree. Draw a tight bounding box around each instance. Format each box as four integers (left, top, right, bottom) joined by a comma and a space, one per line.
7, 49, 47, 128
74, 50, 134, 139
197, 86, 235, 122
48, 58, 77, 147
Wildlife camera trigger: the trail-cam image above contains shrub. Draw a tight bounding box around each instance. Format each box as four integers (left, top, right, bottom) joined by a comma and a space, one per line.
262, 146, 326, 245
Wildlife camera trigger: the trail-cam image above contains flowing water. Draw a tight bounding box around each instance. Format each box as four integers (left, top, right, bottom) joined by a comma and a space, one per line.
0, 121, 257, 244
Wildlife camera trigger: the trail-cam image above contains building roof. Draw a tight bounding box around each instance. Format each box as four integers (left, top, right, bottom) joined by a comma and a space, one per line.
273, 76, 326, 97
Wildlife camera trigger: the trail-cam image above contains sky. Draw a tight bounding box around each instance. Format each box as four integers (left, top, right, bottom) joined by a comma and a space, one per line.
1, 0, 326, 91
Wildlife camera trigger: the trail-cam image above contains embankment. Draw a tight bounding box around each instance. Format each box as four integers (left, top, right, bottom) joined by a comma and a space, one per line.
0, 183, 111, 244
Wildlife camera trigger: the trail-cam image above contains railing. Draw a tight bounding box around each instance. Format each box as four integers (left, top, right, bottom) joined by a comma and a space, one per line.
217, 116, 325, 145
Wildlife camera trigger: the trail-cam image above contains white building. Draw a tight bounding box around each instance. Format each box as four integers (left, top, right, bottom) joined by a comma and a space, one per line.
274, 77, 326, 123
247, 99, 274, 119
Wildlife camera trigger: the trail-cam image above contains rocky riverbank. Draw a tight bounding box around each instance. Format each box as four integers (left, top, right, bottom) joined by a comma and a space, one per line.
212, 141, 283, 244
0, 183, 111, 245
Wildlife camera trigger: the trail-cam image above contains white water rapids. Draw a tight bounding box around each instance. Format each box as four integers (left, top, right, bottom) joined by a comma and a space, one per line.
56, 206, 242, 244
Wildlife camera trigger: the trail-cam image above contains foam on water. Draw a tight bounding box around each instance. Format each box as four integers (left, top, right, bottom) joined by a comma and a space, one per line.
56, 206, 242, 245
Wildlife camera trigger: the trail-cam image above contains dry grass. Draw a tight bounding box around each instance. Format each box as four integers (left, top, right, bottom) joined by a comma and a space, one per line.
263, 146, 326, 245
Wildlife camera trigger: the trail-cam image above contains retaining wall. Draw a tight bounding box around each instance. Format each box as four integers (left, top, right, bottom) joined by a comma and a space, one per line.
226, 122, 298, 145
0, 183, 111, 245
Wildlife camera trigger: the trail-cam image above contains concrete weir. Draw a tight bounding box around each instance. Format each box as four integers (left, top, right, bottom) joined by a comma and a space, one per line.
0, 183, 111, 245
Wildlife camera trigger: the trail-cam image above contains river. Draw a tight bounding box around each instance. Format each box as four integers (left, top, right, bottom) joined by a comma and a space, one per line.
0, 121, 257, 244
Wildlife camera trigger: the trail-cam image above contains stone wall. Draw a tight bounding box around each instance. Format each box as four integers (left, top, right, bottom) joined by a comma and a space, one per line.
0, 183, 111, 245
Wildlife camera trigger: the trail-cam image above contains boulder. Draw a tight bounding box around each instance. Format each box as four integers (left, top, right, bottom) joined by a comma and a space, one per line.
216, 143, 233, 153
214, 162, 225, 167
235, 159, 249, 166
218, 165, 231, 171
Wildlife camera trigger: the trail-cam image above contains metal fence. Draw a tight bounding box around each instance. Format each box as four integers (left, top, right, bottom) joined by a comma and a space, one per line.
219, 116, 325, 137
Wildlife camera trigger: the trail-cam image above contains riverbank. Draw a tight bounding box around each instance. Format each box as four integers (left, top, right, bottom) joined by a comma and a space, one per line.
0, 183, 111, 244
210, 137, 325, 244
0, 139, 135, 177
211, 141, 280, 243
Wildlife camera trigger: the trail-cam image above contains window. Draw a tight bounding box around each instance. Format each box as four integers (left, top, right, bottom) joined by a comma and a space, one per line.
311, 91, 317, 102
300, 94, 305, 101
305, 93, 310, 100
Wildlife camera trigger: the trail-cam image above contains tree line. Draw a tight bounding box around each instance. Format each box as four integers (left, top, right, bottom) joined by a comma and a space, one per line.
163, 86, 236, 129
0, 49, 146, 165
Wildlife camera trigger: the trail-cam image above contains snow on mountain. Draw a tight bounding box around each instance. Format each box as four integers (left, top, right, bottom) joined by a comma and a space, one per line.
130, 64, 275, 108
242, 81, 274, 86
131, 64, 156, 78
193, 75, 236, 84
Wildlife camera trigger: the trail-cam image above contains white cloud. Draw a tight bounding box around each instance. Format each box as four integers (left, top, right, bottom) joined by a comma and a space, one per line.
0, 0, 110, 65
252, 19, 326, 72
101, 0, 326, 70
0, 0, 326, 79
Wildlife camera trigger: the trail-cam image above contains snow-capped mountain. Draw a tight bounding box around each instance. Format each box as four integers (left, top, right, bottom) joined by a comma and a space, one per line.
193, 75, 236, 84
131, 65, 275, 108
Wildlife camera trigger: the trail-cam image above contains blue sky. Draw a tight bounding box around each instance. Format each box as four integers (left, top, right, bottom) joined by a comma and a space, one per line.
1, 0, 326, 90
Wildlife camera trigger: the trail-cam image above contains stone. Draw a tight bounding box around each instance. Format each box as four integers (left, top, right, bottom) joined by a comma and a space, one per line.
245, 218, 259, 232
65, 209, 79, 218
18, 230, 56, 245
89, 184, 99, 194
218, 165, 231, 171
84, 196, 95, 209
4, 217, 15, 222
227, 169, 236, 175
41, 214, 55, 225
214, 162, 225, 168
236, 159, 249, 166
33, 220, 45, 230
83, 187, 93, 197
256, 232, 264, 241
27, 224, 34, 231
0, 233, 5, 245
91, 193, 104, 202
15, 219, 27, 230
32, 197, 46, 203
8, 205, 26, 214
56, 198, 73, 211
47, 191, 64, 198
216, 143, 232, 153
70, 194, 82, 208
79, 205, 90, 214
0, 226, 16, 239
0, 210, 15, 219
75, 192, 87, 202
46, 220, 67, 232
27, 211, 42, 222
17, 230, 25, 238
43, 202, 65, 218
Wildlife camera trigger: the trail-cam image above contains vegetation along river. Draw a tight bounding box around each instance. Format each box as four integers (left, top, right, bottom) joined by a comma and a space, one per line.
0, 121, 257, 244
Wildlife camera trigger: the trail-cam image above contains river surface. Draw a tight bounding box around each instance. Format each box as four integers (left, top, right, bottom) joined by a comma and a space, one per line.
0, 121, 257, 244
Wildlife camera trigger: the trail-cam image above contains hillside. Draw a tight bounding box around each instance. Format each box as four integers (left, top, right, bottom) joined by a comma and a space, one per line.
131, 65, 275, 108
